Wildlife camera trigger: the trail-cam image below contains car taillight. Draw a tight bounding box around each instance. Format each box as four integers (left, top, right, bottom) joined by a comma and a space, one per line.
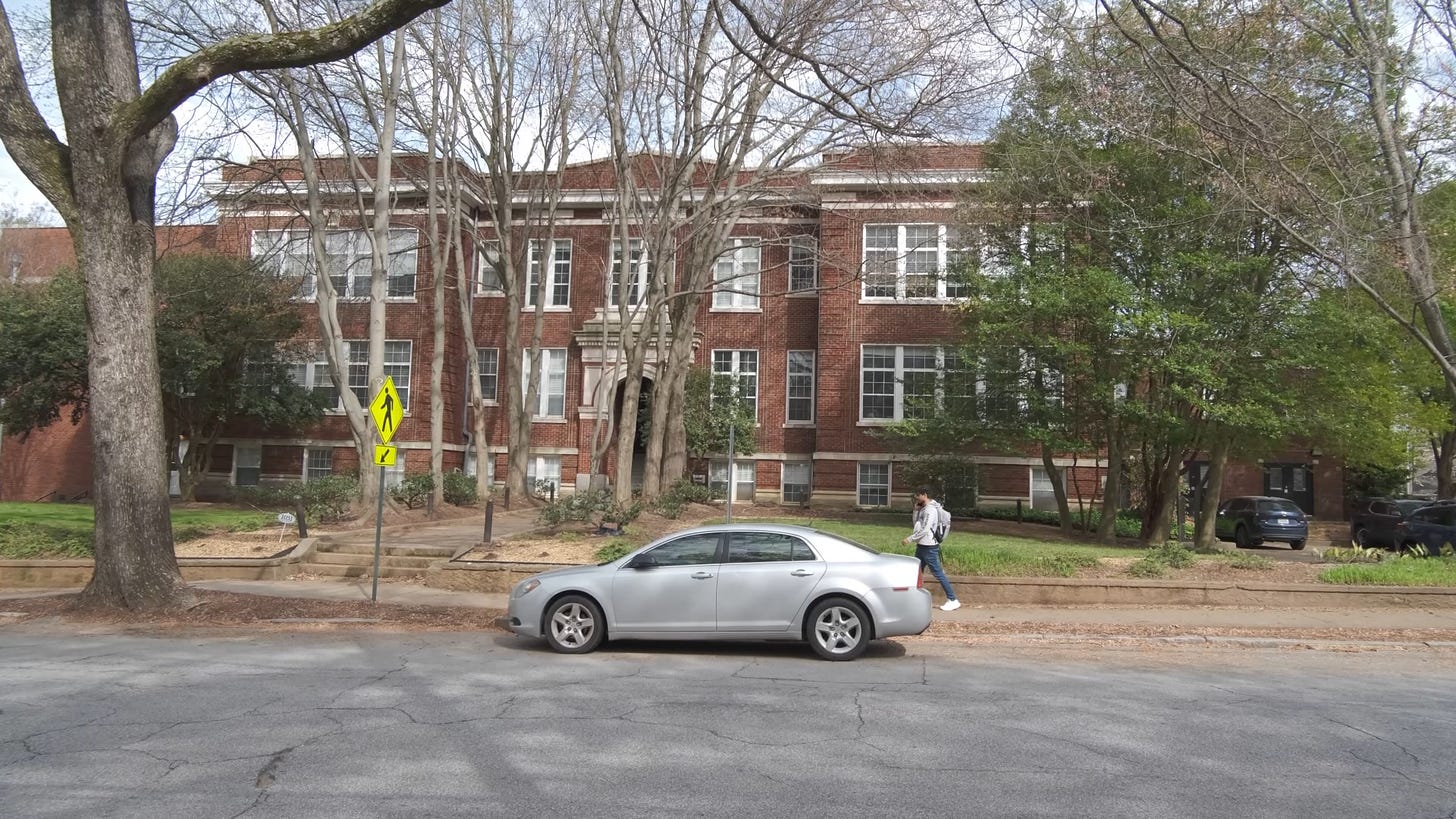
918, 570, 924, 589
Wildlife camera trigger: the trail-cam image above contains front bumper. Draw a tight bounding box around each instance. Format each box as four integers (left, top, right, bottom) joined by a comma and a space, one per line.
505, 596, 543, 639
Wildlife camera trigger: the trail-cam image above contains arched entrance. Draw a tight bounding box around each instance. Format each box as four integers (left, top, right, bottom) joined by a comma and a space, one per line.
610, 376, 654, 491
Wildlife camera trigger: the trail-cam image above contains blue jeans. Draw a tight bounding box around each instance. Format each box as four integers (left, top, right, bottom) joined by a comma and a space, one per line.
916, 545, 957, 601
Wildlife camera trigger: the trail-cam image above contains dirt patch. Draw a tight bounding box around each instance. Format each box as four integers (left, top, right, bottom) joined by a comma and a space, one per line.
457, 505, 727, 563
175, 530, 297, 558
1078, 556, 1324, 584
0, 590, 504, 633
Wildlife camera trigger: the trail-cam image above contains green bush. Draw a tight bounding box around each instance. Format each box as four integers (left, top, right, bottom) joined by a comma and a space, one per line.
539, 490, 608, 527
1148, 541, 1196, 568
443, 470, 478, 506
661, 479, 712, 505
1320, 544, 1386, 564
0, 523, 92, 559
656, 497, 685, 519
1033, 552, 1100, 577
237, 475, 359, 524
594, 538, 635, 563
603, 498, 643, 526
390, 474, 435, 509
1127, 557, 1167, 578
1217, 551, 1275, 570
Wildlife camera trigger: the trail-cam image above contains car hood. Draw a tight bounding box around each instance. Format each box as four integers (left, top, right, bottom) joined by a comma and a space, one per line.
529, 563, 614, 584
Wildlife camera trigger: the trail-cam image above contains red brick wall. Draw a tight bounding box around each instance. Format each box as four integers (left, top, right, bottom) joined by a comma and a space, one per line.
0, 414, 92, 501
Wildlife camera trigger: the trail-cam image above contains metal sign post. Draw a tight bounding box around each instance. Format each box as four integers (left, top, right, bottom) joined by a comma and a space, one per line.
367, 377, 403, 603
726, 422, 735, 523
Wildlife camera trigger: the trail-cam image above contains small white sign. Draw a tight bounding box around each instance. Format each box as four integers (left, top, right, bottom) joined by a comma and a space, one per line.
277, 512, 297, 525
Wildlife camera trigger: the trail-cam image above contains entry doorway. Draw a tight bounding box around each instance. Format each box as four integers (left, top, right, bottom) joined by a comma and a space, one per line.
1263, 463, 1314, 515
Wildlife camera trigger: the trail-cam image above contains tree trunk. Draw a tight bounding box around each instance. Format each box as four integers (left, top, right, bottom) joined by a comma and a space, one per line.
660, 356, 690, 486
1041, 449, 1072, 534
1195, 435, 1231, 551
1096, 424, 1122, 543
612, 349, 648, 503
1141, 450, 1182, 547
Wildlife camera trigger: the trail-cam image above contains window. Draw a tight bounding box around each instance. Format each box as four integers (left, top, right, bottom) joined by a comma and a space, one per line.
858, 462, 891, 507
463, 450, 495, 485
643, 533, 722, 566
526, 240, 571, 308
728, 532, 815, 563
252, 228, 418, 300
978, 349, 1025, 425
712, 238, 760, 309
710, 461, 756, 501
859, 345, 941, 422
234, 444, 261, 487
305, 448, 333, 482
476, 348, 499, 402
712, 350, 758, 419
786, 351, 815, 424
610, 239, 652, 308
522, 348, 567, 418
782, 462, 811, 504
477, 242, 504, 294
294, 341, 411, 411
789, 236, 817, 293
526, 455, 562, 494
382, 452, 406, 490
348, 341, 413, 409
861, 224, 966, 300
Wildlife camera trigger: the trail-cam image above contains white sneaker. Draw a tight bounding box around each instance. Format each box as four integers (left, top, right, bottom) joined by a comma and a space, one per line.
939, 599, 961, 612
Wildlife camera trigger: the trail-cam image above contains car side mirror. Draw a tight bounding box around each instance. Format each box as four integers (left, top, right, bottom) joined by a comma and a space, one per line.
626, 554, 657, 570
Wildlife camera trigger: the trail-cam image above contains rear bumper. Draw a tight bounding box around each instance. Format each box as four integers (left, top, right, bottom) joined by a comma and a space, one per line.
1255, 525, 1309, 543
872, 588, 933, 637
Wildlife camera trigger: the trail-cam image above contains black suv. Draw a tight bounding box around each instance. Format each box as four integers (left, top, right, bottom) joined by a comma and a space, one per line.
1393, 502, 1456, 556
1350, 498, 1430, 549
1214, 496, 1309, 550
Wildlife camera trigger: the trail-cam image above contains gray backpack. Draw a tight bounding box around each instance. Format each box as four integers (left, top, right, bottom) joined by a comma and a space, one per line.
932, 503, 951, 544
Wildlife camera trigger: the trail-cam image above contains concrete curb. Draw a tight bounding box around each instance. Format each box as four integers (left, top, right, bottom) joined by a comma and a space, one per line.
931, 632, 1456, 650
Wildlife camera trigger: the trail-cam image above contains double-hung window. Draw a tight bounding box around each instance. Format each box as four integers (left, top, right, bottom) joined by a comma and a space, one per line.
305, 448, 333, 482
251, 228, 418, 299
292, 341, 412, 412
861, 224, 968, 300
858, 463, 891, 507
712, 238, 760, 309
476, 348, 499, 402
610, 239, 652, 308
523, 348, 568, 418
786, 351, 815, 424
526, 239, 571, 308
250, 230, 312, 298
859, 345, 950, 422
526, 455, 562, 493
712, 350, 758, 420
477, 242, 505, 294
789, 236, 818, 293
782, 462, 811, 503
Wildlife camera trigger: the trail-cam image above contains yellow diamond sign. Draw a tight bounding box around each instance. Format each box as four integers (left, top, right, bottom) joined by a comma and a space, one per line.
373, 445, 397, 467
369, 376, 403, 444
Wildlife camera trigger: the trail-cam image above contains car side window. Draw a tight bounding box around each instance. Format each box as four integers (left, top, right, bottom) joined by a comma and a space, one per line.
1370, 501, 1388, 515
644, 533, 722, 566
1438, 509, 1456, 527
728, 532, 815, 563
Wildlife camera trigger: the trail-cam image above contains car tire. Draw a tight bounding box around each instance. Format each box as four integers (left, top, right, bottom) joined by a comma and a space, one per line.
1234, 525, 1251, 549
543, 594, 606, 654
806, 597, 870, 661
1353, 527, 1369, 548
1290, 539, 1306, 551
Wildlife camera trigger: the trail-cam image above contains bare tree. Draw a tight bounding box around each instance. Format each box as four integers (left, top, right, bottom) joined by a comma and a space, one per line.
0, 0, 447, 609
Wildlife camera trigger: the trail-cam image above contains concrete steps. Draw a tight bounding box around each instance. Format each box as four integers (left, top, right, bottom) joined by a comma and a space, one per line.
321, 543, 456, 559
290, 562, 431, 579
308, 552, 439, 570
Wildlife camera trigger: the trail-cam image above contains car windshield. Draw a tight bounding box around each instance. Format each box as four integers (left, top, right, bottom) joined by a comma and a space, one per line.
1394, 500, 1429, 515
1257, 500, 1303, 515
812, 530, 880, 555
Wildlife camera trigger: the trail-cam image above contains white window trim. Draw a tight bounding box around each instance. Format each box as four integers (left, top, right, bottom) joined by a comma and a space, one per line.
476, 242, 506, 297
295, 340, 413, 415
858, 344, 950, 425
711, 348, 759, 422
785, 350, 815, 427
712, 237, 762, 311
476, 347, 500, 405
303, 447, 333, 482
857, 462, 892, 508
232, 443, 262, 488
781, 461, 812, 504
251, 228, 420, 303
524, 239, 572, 310
526, 454, 563, 495
859, 223, 967, 303
788, 235, 818, 295
609, 238, 653, 309
522, 348, 568, 420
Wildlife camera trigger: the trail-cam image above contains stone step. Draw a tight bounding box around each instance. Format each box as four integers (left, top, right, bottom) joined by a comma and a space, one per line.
308, 552, 440, 570
290, 562, 428, 579
318, 542, 457, 558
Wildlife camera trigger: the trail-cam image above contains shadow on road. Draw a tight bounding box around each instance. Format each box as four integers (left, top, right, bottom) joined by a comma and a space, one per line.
492, 634, 909, 661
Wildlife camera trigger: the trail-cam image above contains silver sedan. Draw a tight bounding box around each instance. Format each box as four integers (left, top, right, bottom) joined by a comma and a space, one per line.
505, 523, 933, 661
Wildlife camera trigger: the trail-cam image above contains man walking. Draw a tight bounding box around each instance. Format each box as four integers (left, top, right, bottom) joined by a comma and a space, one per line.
904, 487, 960, 611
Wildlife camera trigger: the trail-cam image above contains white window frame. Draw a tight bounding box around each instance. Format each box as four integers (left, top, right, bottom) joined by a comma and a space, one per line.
464, 450, 496, 485
710, 460, 757, 501
788, 236, 818, 293
526, 454, 563, 495
522, 348, 568, 419
382, 452, 406, 490
781, 462, 811, 504
476, 347, 499, 404
859, 345, 944, 423
525, 239, 572, 309
786, 350, 815, 425
712, 238, 761, 310
476, 242, 505, 296
860, 224, 968, 301
304, 448, 333, 482
857, 462, 891, 507
712, 349, 759, 421
610, 239, 652, 309
233, 443, 262, 487
251, 228, 418, 301
294, 340, 412, 413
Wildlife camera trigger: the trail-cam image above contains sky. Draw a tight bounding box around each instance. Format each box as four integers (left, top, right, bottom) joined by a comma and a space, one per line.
1, 0, 58, 221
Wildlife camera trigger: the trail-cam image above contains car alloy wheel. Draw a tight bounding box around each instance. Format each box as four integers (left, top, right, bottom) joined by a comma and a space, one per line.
807, 598, 870, 661
1353, 527, 1369, 548
1289, 539, 1306, 551
1234, 525, 1251, 549
544, 594, 605, 654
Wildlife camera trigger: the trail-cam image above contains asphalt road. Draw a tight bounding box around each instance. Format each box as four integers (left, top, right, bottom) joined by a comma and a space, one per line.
3, 629, 1454, 817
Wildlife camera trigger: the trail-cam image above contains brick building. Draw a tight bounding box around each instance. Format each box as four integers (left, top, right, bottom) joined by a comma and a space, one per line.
1, 144, 1342, 518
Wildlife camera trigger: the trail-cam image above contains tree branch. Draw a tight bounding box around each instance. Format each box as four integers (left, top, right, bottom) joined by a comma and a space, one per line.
0, 2, 75, 222
113, 0, 449, 144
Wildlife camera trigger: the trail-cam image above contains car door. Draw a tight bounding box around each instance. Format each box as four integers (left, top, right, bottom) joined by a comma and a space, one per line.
1368, 502, 1401, 546
715, 532, 824, 632
611, 532, 722, 633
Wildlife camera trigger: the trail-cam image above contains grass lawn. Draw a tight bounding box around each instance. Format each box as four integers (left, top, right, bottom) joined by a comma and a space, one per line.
0, 502, 273, 559
1318, 558, 1456, 587
766, 516, 1143, 577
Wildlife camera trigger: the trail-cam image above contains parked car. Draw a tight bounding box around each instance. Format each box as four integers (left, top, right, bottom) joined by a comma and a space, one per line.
1350, 498, 1431, 549
505, 523, 933, 661
1394, 503, 1456, 555
1214, 496, 1309, 550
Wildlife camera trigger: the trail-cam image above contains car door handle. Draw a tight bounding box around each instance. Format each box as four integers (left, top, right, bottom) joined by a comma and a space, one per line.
790, 569, 815, 577
691, 571, 714, 580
